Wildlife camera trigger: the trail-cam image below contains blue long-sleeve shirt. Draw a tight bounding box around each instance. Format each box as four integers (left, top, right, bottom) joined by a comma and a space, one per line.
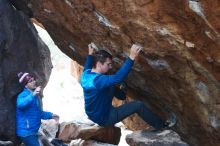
80, 55, 134, 125
16, 88, 53, 137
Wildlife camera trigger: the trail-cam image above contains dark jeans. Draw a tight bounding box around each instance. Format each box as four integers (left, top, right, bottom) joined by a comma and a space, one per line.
19, 134, 40, 146
103, 100, 165, 129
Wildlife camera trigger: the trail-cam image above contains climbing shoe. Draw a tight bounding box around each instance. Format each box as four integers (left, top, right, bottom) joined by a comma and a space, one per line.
164, 112, 177, 128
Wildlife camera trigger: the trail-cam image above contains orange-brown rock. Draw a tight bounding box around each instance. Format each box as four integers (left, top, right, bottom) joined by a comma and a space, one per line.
21, 0, 220, 145
59, 122, 121, 145
1, 0, 220, 145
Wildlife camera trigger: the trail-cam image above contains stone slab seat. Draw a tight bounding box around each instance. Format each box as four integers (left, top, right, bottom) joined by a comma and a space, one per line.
58, 122, 121, 145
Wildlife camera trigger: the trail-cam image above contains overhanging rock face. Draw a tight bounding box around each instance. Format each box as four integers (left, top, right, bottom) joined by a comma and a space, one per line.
3, 0, 220, 145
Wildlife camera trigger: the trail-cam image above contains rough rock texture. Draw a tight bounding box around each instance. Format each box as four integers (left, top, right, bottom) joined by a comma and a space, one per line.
0, 0, 52, 142
39, 119, 59, 140
1, 0, 220, 146
59, 122, 121, 145
38, 121, 67, 146
0, 141, 13, 146
126, 130, 189, 146
70, 139, 116, 146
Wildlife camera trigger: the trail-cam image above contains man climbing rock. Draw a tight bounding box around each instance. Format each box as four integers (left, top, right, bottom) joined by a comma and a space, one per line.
80, 43, 176, 129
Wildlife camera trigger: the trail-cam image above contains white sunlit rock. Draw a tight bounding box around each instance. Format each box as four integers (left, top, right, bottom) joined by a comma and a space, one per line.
209, 115, 219, 129
126, 130, 189, 146
65, 0, 73, 8
69, 44, 76, 52
185, 41, 195, 48
146, 58, 170, 70
157, 27, 171, 36
188, 0, 204, 17
44, 9, 52, 14
195, 81, 210, 104
94, 10, 118, 29
205, 31, 215, 40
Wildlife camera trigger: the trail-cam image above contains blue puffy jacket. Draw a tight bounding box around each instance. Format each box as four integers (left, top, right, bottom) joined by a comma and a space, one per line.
16, 88, 53, 137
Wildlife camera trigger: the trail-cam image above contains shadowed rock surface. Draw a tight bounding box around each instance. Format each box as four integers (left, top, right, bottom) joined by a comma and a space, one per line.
0, 0, 52, 143
1, 0, 220, 146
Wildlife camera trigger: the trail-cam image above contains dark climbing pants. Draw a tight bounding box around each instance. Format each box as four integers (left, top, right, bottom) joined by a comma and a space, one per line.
103, 100, 165, 129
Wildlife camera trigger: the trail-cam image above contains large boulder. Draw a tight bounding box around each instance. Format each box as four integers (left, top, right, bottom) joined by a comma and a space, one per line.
1, 0, 220, 145
0, 0, 52, 143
